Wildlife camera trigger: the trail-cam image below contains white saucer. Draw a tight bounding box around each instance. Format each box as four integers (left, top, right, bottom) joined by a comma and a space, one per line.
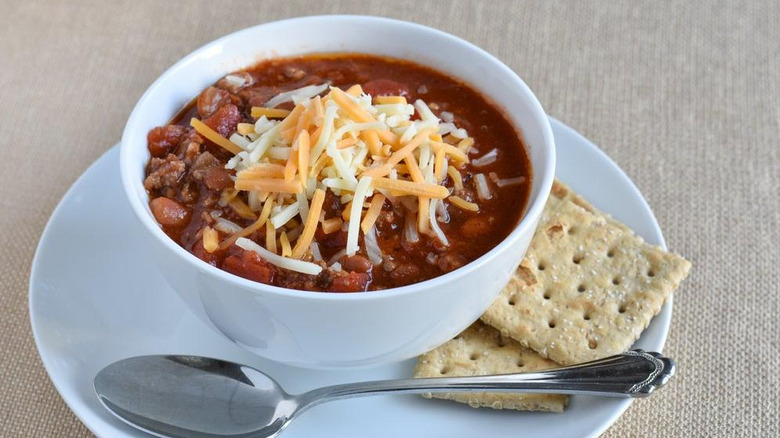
30, 118, 670, 438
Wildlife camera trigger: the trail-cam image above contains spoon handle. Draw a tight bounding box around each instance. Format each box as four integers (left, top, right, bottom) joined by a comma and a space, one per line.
297, 350, 674, 409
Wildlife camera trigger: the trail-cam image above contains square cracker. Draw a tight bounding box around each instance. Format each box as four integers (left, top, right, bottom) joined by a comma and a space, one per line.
481, 180, 691, 365
413, 321, 568, 412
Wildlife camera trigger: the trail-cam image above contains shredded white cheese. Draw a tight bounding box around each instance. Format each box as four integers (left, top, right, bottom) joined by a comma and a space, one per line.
236, 238, 322, 275
472, 148, 498, 167
346, 176, 372, 255
496, 176, 526, 187
265, 83, 329, 108
224, 74, 247, 88
475, 173, 492, 200
220, 84, 498, 275
364, 226, 383, 264
270, 203, 300, 229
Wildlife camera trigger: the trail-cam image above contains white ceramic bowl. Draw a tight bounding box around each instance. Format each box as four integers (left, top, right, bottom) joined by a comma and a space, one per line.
120, 15, 555, 368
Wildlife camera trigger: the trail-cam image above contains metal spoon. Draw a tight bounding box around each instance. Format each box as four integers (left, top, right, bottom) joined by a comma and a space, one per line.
94, 350, 674, 438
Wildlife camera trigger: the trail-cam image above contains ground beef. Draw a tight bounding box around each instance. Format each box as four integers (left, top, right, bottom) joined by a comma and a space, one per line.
144, 154, 185, 191
190, 152, 233, 190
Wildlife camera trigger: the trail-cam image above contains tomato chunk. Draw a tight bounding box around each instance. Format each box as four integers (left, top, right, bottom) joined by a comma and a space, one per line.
147, 125, 187, 157
197, 86, 230, 118
224, 250, 278, 284
203, 104, 242, 138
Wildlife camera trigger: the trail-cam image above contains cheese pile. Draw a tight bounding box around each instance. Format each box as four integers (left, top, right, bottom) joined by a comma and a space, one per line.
190, 83, 494, 275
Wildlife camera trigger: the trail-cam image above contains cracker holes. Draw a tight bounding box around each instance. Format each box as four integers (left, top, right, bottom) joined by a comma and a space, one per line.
548, 320, 557, 329
469, 353, 479, 361
568, 226, 577, 235
648, 269, 656, 277
517, 361, 525, 368
577, 284, 586, 293
508, 296, 517, 306
440, 367, 451, 375
607, 249, 615, 258
612, 277, 621, 286
572, 254, 584, 265
543, 290, 551, 300
537, 262, 546, 271
618, 304, 627, 314
588, 340, 598, 349
583, 313, 591, 321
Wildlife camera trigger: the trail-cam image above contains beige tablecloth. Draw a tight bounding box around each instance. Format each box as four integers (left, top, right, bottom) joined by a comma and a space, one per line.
2, 0, 778, 436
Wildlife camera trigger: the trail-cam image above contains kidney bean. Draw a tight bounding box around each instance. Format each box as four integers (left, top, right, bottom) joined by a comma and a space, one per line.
461, 216, 491, 237
330, 272, 371, 292
389, 263, 421, 286
197, 86, 230, 118
340, 254, 373, 273
150, 197, 190, 228
437, 253, 468, 273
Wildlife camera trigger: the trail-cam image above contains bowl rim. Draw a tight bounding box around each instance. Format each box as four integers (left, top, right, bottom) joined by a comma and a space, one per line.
120, 14, 556, 302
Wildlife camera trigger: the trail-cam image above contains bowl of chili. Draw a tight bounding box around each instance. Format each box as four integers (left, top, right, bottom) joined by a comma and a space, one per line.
120, 15, 555, 367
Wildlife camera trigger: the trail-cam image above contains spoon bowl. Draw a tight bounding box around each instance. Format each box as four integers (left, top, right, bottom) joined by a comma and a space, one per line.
94, 351, 674, 438
94, 356, 296, 437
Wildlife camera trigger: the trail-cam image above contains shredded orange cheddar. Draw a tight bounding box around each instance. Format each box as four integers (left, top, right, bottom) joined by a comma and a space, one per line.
291, 188, 326, 259
360, 194, 386, 233
371, 177, 449, 199
251, 107, 292, 119
190, 118, 242, 154
203, 226, 219, 253
322, 217, 343, 234
235, 178, 302, 194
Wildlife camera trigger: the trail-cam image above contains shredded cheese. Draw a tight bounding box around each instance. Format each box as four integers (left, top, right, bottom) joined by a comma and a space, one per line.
428, 199, 449, 245
291, 188, 325, 259
322, 217, 343, 234
265, 83, 328, 109
360, 194, 386, 233
203, 227, 219, 253
219, 197, 274, 250
270, 203, 301, 229
280, 231, 292, 257
228, 198, 257, 220
371, 177, 449, 199
375, 96, 407, 105
237, 123, 256, 135
265, 223, 277, 254
251, 107, 292, 119
236, 238, 322, 275
346, 177, 372, 255
217, 84, 493, 276
235, 178, 302, 194
496, 176, 526, 187
237, 164, 285, 179
190, 118, 242, 154
475, 173, 492, 200
449, 195, 479, 212
472, 148, 498, 167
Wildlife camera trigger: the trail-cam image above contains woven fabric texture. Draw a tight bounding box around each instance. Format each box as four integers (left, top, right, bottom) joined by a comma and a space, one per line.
1, 1, 778, 436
